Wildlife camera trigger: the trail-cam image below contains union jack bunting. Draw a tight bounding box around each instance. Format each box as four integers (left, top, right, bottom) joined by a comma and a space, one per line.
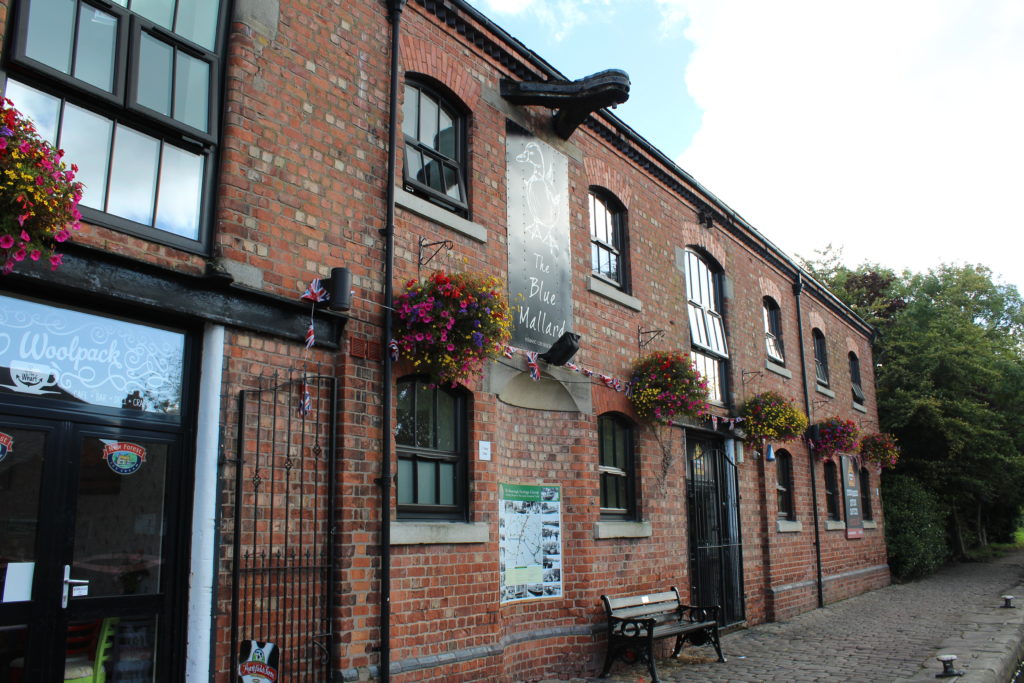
388, 339, 399, 361
305, 323, 315, 349
298, 383, 312, 416
503, 345, 517, 359
301, 278, 328, 303
526, 351, 540, 381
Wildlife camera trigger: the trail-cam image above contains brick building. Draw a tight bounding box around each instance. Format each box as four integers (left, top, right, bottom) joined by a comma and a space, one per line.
0, 0, 888, 681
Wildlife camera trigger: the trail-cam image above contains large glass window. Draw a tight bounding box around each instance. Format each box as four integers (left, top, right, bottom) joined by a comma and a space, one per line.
395, 377, 467, 519
763, 297, 785, 364
402, 79, 467, 214
823, 460, 841, 521
598, 414, 635, 518
849, 352, 865, 404
589, 189, 627, 290
776, 449, 795, 521
7, 0, 223, 248
813, 329, 830, 387
684, 249, 729, 402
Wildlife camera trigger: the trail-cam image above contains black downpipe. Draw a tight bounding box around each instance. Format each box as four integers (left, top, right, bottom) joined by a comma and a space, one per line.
380, 1, 405, 681
793, 274, 825, 608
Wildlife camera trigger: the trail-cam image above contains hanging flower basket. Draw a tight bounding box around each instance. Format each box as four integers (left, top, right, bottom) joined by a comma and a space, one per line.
0, 98, 83, 274
859, 432, 900, 469
739, 391, 808, 444
393, 270, 512, 386
628, 351, 710, 423
808, 416, 859, 461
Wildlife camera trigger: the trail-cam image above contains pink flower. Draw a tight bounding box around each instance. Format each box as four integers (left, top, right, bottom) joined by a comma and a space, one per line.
13, 248, 26, 262
49, 253, 63, 269
29, 249, 40, 261
20, 230, 29, 242
54, 229, 70, 242
0, 234, 13, 249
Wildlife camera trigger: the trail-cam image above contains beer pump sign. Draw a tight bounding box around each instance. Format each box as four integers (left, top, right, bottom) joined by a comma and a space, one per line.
506, 126, 572, 351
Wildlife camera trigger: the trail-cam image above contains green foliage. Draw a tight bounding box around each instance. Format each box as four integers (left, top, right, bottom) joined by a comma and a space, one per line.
739, 391, 807, 443
882, 475, 948, 580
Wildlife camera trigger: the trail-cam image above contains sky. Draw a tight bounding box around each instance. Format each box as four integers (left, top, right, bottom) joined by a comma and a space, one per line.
466, 0, 1024, 293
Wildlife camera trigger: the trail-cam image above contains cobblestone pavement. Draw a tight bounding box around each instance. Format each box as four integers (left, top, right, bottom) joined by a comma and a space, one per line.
588, 551, 1024, 683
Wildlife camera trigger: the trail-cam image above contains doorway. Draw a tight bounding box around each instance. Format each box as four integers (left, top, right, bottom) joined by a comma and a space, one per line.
686, 435, 745, 625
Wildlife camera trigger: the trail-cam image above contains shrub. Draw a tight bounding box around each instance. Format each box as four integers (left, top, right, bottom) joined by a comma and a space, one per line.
882, 474, 948, 580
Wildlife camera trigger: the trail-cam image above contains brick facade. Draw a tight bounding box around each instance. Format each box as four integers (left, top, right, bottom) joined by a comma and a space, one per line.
0, 0, 888, 680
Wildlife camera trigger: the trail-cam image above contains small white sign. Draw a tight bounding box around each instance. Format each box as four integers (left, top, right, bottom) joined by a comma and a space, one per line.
72, 585, 89, 598
478, 441, 492, 461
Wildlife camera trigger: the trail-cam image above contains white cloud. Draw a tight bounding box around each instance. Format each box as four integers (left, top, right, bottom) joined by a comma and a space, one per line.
663, 0, 1024, 289
469, 0, 614, 41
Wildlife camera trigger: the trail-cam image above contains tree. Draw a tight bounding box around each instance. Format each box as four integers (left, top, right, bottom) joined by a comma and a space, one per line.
801, 251, 1024, 560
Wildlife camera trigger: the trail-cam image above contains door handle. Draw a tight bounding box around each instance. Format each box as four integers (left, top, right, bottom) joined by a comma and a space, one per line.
62, 565, 90, 608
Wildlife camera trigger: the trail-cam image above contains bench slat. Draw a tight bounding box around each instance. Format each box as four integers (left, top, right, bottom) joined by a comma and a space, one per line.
604, 590, 679, 611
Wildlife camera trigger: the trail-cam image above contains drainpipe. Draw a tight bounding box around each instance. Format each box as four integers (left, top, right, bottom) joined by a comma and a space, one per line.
380, 1, 406, 681
793, 274, 825, 608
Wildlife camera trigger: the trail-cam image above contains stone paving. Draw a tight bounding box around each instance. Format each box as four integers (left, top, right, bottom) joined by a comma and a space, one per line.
587, 551, 1024, 683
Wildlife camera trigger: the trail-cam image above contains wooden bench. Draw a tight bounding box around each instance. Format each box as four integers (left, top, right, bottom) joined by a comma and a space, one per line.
599, 587, 725, 682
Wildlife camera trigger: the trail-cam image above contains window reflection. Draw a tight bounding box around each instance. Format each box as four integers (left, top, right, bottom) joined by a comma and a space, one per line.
155, 146, 203, 238
175, 52, 210, 131
176, 0, 220, 50
75, 6, 118, 92
108, 127, 160, 226
62, 104, 113, 210
3, 80, 59, 143
138, 33, 174, 116
25, 0, 75, 74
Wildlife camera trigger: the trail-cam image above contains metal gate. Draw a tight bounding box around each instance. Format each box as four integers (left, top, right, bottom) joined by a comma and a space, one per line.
230, 373, 337, 680
686, 435, 745, 625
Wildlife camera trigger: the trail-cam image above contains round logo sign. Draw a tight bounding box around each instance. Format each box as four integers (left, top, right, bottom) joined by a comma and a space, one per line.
0, 431, 12, 463
102, 441, 147, 475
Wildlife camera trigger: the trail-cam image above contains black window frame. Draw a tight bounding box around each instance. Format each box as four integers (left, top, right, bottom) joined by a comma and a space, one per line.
6, 0, 226, 253
683, 248, 729, 403
589, 187, 629, 291
776, 449, 795, 521
763, 296, 785, 364
395, 376, 469, 521
401, 77, 468, 215
859, 467, 873, 521
849, 351, 865, 404
823, 460, 842, 521
813, 328, 830, 387
598, 413, 636, 519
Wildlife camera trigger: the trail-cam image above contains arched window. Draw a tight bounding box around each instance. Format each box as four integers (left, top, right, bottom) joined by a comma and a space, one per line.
683, 249, 729, 402
402, 78, 467, 214
395, 376, 468, 519
859, 467, 873, 521
598, 414, 636, 518
763, 296, 784, 364
849, 352, 865, 404
812, 328, 830, 387
823, 460, 841, 521
589, 188, 628, 290
776, 449, 795, 520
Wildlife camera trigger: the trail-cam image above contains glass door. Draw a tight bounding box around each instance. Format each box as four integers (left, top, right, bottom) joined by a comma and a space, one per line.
0, 417, 183, 681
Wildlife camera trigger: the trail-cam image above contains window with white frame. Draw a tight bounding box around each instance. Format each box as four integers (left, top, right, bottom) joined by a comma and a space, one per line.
823, 460, 841, 521
598, 413, 635, 518
763, 296, 785, 364
684, 249, 728, 402
849, 351, 865, 404
589, 188, 627, 290
776, 449, 795, 520
402, 78, 467, 215
6, 0, 225, 250
813, 328, 830, 387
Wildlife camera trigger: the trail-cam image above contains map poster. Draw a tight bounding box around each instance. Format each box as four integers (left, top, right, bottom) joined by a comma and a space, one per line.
499, 483, 562, 603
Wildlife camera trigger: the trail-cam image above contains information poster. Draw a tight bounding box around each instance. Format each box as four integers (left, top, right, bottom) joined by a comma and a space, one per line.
841, 455, 864, 539
506, 125, 572, 352
499, 483, 562, 602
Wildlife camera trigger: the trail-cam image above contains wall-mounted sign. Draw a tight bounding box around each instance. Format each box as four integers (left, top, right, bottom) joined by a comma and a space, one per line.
102, 441, 147, 476
238, 640, 279, 683
841, 455, 864, 539
506, 125, 572, 352
0, 294, 185, 414
499, 483, 562, 603
0, 431, 11, 463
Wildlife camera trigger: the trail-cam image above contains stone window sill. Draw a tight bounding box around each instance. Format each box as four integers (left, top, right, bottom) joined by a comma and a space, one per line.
395, 187, 487, 243
595, 520, 652, 539
816, 384, 836, 398
853, 401, 867, 413
588, 276, 642, 311
390, 521, 489, 545
824, 519, 845, 531
777, 519, 803, 533
766, 360, 792, 379
863, 520, 877, 529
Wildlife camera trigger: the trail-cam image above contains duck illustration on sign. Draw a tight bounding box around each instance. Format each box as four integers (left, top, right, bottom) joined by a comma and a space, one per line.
515, 141, 563, 256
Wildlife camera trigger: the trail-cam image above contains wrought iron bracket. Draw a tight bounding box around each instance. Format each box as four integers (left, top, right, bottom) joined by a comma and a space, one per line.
741, 370, 763, 386
418, 237, 454, 273
637, 326, 666, 351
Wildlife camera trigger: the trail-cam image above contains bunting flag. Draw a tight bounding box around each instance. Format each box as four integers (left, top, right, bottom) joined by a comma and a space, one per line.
503, 345, 517, 359
526, 351, 540, 381
298, 383, 312, 416
388, 339, 399, 361
711, 415, 719, 430
564, 362, 578, 371
305, 323, 316, 349
301, 278, 328, 303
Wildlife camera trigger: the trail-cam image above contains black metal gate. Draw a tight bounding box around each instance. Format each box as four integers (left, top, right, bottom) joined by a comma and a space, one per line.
230, 372, 337, 680
686, 435, 745, 625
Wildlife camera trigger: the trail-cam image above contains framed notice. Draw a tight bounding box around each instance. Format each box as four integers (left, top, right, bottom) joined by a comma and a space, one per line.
499, 483, 562, 602
841, 455, 864, 539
